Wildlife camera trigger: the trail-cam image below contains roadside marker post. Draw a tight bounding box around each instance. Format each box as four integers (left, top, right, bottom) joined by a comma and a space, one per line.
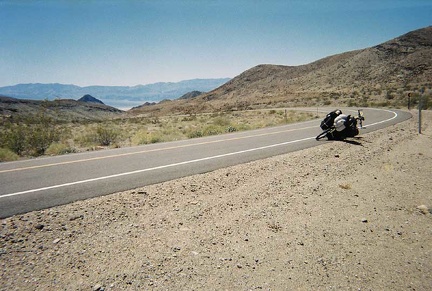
419, 88, 424, 134
408, 92, 411, 110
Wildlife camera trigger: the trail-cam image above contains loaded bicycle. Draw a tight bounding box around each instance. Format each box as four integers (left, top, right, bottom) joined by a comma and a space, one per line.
316, 109, 364, 141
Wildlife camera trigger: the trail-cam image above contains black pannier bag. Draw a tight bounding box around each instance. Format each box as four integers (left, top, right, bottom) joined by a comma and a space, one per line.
345, 116, 359, 137
320, 109, 342, 130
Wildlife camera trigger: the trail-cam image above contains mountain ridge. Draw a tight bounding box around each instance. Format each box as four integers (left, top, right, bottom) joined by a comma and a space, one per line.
131, 26, 432, 115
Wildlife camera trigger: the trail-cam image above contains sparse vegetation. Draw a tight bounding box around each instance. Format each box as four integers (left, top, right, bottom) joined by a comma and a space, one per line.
1, 87, 429, 161
0, 109, 316, 160
45, 142, 76, 156
95, 125, 121, 146
0, 113, 62, 156
0, 148, 19, 162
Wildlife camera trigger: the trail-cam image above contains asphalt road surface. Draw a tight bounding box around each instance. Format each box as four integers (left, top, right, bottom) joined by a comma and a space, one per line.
0, 108, 412, 218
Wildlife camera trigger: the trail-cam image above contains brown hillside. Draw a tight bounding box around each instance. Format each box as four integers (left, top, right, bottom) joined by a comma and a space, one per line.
131, 26, 432, 115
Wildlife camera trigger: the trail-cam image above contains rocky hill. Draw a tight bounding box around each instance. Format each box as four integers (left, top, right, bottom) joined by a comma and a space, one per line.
131, 26, 432, 115
77, 94, 105, 105
178, 91, 204, 100
0, 95, 124, 122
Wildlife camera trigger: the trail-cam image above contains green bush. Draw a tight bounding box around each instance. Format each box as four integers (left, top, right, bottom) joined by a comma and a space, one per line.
0, 148, 19, 162
203, 125, 222, 136
96, 125, 120, 146
187, 130, 203, 138
28, 123, 61, 155
226, 126, 237, 133
132, 131, 164, 145
45, 142, 76, 156
0, 115, 61, 156
148, 133, 163, 144
1, 124, 28, 155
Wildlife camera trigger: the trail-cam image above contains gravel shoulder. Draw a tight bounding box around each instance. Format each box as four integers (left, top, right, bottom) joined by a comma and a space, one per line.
1, 110, 431, 290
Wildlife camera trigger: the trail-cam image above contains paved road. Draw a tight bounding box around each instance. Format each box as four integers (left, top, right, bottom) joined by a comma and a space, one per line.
0, 108, 411, 218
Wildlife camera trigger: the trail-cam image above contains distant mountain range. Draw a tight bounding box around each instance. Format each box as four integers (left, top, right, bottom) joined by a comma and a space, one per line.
0, 78, 231, 109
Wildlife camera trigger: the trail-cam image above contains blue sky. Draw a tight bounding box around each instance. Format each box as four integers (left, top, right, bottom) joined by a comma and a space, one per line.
0, 0, 431, 87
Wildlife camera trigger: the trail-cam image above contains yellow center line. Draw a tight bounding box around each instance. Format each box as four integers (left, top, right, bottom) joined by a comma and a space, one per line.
0, 125, 317, 174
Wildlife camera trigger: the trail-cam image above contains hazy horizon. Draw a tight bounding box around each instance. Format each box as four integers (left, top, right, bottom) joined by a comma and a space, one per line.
0, 77, 231, 88
0, 77, 232, 110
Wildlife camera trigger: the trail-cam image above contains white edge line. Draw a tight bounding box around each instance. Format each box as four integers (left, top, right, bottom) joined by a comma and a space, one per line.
1, 136, 315, 199
363, 108, 398, 127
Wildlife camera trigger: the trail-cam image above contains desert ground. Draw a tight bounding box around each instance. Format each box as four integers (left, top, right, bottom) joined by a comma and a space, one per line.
1, 110, 431, 290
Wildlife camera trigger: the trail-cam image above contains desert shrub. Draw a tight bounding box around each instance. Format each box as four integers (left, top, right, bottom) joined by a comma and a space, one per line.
28, 123, 61, 155
212, 116, 230, 127
75, 124, 121, 147
132, 131, 165, 145
226, 126, 237, 133
74, 130, 97, 147
96, 125, 120, 146
131, 129, 149, 145
127, 116, 150, 124
203, 125, 222, 136
45, 142, 76, 156
0, 148, 19, 162
159, 125, 184, 141
1, 124, 28, 155
0, 115, 61, 156
150, 116, 160, 124
187, 130, 203, 138
181, 115, 197, 122
386, 92, 394, 100
148, 132, 163, 144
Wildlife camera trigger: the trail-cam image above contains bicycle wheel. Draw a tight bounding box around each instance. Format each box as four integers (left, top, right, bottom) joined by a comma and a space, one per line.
315, 129, 329, 140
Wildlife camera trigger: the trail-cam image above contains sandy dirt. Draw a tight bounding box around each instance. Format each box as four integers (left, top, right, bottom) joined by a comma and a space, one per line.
1, 110, 431, 291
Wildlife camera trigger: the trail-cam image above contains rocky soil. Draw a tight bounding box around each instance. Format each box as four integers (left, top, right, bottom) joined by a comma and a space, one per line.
1, 110, 431, 290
